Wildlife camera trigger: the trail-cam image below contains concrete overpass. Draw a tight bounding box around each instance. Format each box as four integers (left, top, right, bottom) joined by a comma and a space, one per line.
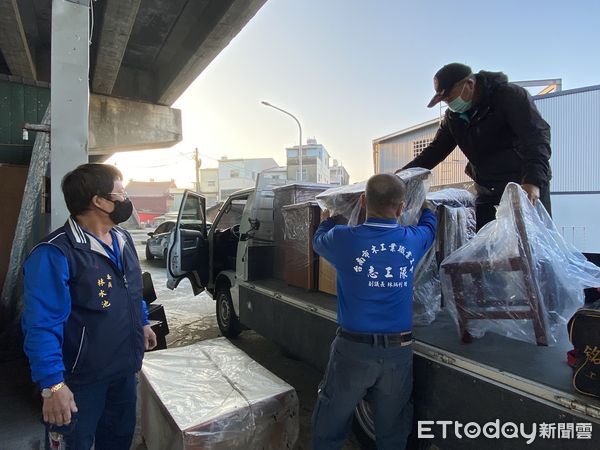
1, 0, 266, 105
0, 0, 267, 227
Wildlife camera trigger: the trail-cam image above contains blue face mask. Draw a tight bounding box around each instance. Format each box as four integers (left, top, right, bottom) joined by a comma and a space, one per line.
447, 82, 472, 113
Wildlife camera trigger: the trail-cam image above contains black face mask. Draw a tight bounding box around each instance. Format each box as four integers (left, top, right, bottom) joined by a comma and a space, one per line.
99, 198, 133, 224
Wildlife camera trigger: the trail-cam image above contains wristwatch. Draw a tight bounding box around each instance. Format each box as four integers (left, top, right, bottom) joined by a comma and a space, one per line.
41, 381, 65, 399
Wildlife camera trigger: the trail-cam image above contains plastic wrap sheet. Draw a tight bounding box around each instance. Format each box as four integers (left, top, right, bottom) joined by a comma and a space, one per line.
315, 168, 432, 226
427, 187, 476, 209
281, 202, 321, 290
413, 245, 441, 325
413, 189, 476, 325
440, 183, 600, 345
140, 338, 299, 450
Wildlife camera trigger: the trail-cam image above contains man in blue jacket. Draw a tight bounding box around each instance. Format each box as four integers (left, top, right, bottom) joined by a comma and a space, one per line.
22, 163, 156, 449
312, 173, 436, 450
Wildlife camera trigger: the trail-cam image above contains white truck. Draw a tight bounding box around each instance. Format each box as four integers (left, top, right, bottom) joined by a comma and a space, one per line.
167, 176, 600, 449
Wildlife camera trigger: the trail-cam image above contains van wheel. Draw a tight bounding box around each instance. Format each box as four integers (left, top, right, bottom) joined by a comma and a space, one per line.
353, 400, 376, 449
145, 244, 154, 260
216, 290, 241, 338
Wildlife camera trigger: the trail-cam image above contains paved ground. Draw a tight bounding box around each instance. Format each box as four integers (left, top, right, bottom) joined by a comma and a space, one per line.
0, 228, 362, 449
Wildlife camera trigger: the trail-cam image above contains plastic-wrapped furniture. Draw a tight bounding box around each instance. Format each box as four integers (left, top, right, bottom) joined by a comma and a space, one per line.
141, 338, 299, 450
315, 168, 431, 226
442, 184, 549, 345
281, 201, 322, 290
441, 182, 600, 346
413, 189, 476, 325
273, 183, 331, 280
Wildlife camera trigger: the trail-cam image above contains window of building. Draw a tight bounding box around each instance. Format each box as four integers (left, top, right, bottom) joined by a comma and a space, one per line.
306, 149, 319, 157
230, 169, 239, 178
207, 180, 216, 187
412, 139, 432, 158
296, 168, 308, 181
287, 149, 298, 158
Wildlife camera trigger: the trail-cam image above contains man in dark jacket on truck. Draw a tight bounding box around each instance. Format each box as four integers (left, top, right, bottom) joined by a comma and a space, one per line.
312, 173, 436, 450
401, 62, 552, 230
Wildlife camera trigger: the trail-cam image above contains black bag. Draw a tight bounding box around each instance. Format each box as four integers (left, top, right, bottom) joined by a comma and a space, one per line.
568, 300, 600, 398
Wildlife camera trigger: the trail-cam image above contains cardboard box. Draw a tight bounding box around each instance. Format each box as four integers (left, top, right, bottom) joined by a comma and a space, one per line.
318, 257, 337, 296
141, 339, 299, 450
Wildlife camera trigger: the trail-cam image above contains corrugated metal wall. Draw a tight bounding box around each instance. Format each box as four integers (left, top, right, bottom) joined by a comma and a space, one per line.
534, 89, 600, 192
0, 79, 50, 165
377, 124, 437, 173
376, 122, 471, 186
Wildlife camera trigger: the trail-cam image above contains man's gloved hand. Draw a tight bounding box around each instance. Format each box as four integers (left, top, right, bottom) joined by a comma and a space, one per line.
521, 183, 540, 205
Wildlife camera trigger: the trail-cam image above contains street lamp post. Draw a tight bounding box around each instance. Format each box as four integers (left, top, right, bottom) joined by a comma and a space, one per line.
261, 101, 303, 181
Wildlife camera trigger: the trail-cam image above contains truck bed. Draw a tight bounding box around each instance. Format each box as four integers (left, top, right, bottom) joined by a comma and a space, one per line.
414, 311, 576, 394
242, 278, 600, 414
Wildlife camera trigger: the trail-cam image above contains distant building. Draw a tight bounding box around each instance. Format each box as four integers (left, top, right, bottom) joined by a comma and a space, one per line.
218, 157, 278, 199
126, 179, 177, 225
286, 138, 330, 183
329, 159, 349, 185
199, 168, 219, 207
262, 166, 288, 181
168, 187, 187, 213
372, 118, 470, 187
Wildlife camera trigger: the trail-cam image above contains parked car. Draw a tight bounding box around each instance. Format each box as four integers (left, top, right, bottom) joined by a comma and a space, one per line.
145, 220, 176, 261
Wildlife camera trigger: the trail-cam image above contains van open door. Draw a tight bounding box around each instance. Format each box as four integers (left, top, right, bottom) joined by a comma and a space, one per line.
167, 190, 208, 294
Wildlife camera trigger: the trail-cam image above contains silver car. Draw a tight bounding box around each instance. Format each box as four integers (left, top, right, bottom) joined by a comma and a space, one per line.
145, 220, 176, 261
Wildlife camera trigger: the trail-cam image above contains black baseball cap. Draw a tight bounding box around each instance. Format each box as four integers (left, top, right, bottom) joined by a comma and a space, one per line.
427, 63, 473, 108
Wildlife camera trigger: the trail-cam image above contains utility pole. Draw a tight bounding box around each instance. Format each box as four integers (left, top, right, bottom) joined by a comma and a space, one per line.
194, 147, 201, 192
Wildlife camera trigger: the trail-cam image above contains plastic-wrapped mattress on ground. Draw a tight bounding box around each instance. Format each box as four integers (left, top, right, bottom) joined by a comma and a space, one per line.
140, 338, 299, 449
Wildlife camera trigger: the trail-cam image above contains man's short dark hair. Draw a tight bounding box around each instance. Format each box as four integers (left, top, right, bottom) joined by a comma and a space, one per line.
365, 173, 406, 214
61, 163, 123, 216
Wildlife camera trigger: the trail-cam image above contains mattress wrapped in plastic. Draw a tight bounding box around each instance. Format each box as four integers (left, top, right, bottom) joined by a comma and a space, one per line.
140, 338, 299, 449
440, 183, 600, 345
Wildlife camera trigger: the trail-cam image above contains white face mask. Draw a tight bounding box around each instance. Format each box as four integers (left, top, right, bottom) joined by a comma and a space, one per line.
447, 82, 472, 113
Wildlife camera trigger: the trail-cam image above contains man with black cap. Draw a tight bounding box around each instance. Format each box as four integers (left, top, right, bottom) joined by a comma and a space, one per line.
400, 62, 552, 230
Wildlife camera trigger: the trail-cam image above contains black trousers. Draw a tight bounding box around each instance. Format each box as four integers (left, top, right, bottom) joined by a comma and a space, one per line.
475, 183, 552, 231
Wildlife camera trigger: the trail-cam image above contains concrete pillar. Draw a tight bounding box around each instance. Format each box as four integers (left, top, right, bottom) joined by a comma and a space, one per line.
50, 0, 90, 229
